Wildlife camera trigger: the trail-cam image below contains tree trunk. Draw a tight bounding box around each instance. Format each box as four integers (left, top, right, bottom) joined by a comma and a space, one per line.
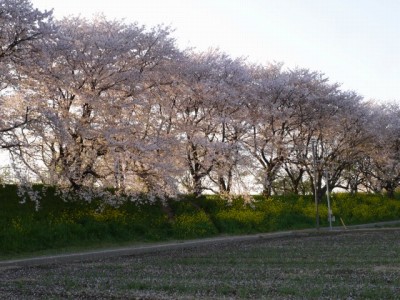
385, 182, 395, 198
192, 175, 203, 197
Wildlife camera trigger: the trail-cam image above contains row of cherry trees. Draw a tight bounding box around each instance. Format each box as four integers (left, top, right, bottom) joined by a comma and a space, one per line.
1, 0, 399, 200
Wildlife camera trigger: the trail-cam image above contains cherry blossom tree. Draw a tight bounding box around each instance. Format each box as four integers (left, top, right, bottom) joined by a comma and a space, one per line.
305, 91, 371, 201
277, 72, 371, 201
359, 103, 400, 197
0, 0, 53, 149
3, 5, 397, 202
243, 65, 320, 197
165, 50, 252, 196
11, 15, 182, 199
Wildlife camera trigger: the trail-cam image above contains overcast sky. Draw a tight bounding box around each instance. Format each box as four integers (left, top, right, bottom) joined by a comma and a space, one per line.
28, 0, 400, 103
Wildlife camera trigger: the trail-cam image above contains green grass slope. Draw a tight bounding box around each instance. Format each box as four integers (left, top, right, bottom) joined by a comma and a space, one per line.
1, 185, 399, 256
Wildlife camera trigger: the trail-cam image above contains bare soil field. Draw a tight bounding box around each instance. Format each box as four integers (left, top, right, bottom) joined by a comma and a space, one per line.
1, 229, 400, 299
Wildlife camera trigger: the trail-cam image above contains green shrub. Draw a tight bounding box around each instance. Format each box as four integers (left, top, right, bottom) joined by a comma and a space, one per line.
0, 185, 399, 256
332, 193, 400, 225
172, 211, 217, 239
214, 209, 266, 234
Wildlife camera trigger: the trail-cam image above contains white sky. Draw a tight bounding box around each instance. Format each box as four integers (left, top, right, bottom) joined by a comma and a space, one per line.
30, 0, 399, 103
30, 0, 400, 103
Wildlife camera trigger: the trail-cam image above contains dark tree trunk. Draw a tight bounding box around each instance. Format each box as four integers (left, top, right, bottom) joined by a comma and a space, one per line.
385, 182, 396, 198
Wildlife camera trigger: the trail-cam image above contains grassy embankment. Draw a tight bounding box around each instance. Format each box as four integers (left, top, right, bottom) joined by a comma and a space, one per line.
1, 184, 399, 257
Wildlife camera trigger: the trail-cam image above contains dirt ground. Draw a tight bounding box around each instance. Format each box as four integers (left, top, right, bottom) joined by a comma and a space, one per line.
1, 228, 400, 299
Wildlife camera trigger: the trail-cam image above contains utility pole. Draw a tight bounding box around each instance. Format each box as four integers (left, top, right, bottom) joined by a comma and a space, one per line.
311, 139, 320, 230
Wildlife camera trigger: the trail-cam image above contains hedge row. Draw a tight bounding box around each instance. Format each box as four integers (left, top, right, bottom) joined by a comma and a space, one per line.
1, 185, 399, 255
